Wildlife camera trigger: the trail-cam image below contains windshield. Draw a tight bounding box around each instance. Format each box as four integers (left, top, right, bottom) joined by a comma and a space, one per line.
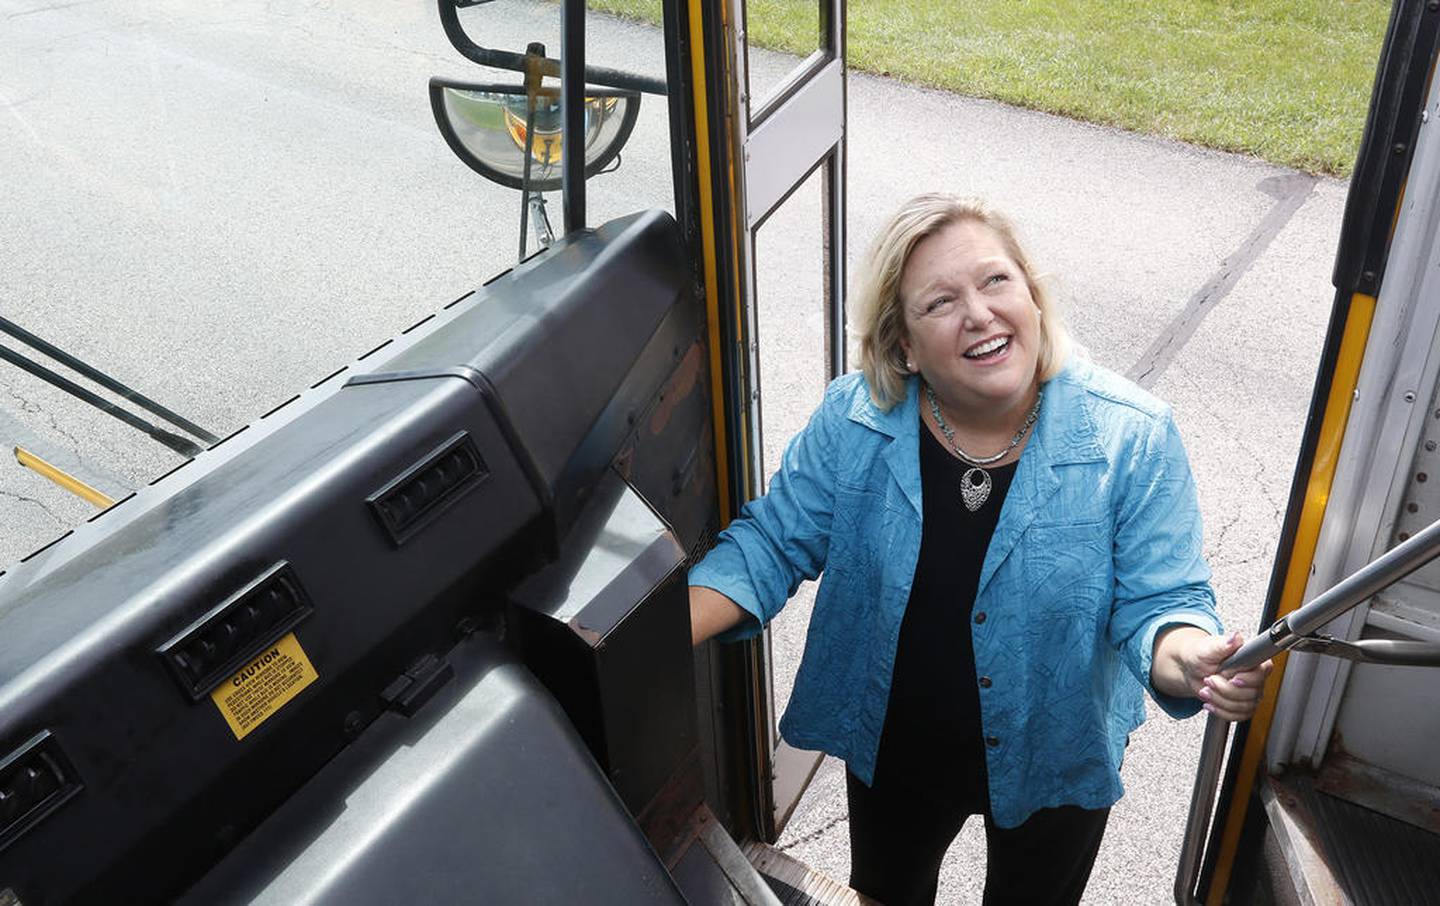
1, 0, 677, 568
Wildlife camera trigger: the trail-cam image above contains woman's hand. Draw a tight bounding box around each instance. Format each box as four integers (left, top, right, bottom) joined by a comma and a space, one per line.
1152, 627, 1273, 721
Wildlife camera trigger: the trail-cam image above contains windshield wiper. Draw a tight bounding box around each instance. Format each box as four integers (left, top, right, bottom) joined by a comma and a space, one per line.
0, 316, 215, 457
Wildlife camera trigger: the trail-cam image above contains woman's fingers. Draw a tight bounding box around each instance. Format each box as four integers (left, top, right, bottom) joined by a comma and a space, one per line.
1190, 631, 1243, 680
1198, 661, 1272, 721
1198, 674, 1253, 706
1172, 631, 1274, 719
1198, 685, 1255, 721
1232, 658, 1274, 693
1202, 700, 1255, 721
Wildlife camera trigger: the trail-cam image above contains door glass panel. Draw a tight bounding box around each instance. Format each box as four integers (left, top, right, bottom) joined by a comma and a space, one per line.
754, 168, 828, 735
744, 0, 826, 117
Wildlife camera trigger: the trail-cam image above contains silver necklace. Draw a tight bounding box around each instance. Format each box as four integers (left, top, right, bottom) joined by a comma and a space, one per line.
925, 384, 1042, 512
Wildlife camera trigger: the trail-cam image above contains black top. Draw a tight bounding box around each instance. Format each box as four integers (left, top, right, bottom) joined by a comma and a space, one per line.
872, 420, 1018, 802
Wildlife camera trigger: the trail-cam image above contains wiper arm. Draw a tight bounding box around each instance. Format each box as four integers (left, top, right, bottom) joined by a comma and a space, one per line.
0, 315, 218, 446
0, 343, 204, 458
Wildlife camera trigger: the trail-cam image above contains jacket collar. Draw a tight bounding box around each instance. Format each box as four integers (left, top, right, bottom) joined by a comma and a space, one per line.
847, 378, 925, 516
1026, 357, 1108, 468
845, 375, 918, 438
843, 360, 1110, 592
980, 357, 1108, 593
844, 358, 1108, 464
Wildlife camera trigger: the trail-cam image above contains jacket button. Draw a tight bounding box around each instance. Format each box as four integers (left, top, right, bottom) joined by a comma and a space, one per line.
979, 676, 992, 689
986, 735, 1000, 747
974, 611, 987, 624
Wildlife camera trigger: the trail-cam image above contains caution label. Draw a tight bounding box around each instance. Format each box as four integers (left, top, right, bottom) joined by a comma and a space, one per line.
210, 632, 318, 740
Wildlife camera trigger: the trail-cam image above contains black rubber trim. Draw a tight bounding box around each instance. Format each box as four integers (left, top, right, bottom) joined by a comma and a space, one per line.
260, 394, 301, 420
310, 366, 349, 389
148, 457, 194, 486
86, 491, 135, 522
1333, 0, 1440, 296
208, 424, 250, 451
18, 530, 73, 564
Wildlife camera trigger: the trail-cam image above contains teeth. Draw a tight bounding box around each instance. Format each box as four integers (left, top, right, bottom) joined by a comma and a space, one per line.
965, 336, 1009, 358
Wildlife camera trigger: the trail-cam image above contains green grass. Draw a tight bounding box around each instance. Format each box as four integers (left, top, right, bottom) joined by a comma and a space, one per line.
591, 0, 1390, 176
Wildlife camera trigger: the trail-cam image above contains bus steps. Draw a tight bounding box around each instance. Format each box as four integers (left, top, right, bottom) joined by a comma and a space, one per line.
742, 842, 877, 906
1261, 773, 1440, 906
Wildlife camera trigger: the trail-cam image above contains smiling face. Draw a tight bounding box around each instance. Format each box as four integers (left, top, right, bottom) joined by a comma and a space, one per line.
897, 218, 1042, 420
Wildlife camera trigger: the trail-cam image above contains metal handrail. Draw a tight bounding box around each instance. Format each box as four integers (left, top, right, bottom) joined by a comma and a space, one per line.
1174, 514, 1440, 905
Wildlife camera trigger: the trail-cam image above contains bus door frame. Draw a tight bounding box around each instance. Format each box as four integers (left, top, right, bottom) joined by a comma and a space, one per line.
699, 0, 850, 842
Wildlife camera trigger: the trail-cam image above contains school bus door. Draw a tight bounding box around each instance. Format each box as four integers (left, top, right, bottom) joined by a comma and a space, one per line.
683, 0, 851, 843
1175, 2, 1440, 902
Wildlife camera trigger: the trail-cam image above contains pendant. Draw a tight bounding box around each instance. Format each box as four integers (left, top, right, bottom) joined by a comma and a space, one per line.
960, 467, 991, 512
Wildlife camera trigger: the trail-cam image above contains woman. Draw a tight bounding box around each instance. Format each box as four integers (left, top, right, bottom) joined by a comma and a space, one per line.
688, 194, 1270, 906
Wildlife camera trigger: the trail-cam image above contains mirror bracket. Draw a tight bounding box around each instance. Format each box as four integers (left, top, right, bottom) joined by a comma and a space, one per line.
437, 0, 665, 96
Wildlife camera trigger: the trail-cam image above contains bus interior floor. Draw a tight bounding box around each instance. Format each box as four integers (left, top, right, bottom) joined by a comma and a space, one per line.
1259, 769, 1440, 905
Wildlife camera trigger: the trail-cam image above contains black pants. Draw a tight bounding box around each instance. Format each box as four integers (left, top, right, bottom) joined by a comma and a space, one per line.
846, 769, 1110, 906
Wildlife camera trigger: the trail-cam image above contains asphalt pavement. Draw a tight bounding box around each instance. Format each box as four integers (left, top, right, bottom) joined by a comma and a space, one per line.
1, 1, 1349, 902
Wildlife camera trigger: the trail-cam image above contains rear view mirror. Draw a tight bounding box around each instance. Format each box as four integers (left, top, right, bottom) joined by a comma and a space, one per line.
429, 78, 640, 193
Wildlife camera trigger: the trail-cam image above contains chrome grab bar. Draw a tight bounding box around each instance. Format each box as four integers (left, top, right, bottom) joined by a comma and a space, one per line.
1174, 515, 1440, 904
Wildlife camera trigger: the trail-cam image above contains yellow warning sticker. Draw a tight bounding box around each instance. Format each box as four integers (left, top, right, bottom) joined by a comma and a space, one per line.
210, 632, 318, 740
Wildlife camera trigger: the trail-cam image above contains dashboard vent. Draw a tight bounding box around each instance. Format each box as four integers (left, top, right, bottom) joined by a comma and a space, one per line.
367, 432, 489, 546
0, 731, 82, 853
157, 562, 314, 701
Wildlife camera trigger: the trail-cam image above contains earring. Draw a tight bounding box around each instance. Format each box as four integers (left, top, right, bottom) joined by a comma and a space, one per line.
906, 360, 917, 372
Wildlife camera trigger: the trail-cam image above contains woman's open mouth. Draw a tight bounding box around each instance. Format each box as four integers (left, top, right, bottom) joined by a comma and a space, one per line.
963, 335, 1011, 361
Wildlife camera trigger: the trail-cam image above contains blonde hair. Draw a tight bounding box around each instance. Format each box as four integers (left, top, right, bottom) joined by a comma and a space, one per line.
851, 194, 1071, 410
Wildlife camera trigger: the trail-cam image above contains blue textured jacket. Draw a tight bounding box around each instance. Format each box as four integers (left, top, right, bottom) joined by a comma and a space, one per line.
688, 358, 1223, 828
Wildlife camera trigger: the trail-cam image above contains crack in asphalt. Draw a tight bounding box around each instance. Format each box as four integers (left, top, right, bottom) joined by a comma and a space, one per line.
1166, 366, 1290, 573
1129, 173, 1317, 390
1, 381, 142, 496
1207, 507, 1243, 559
0, 488, 66, 526
1242, 442, 1287, 521
777, 812, 848, 852
3, 0, 102, 21
1213, 549, 1273, 570
4, 383, 85, 452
